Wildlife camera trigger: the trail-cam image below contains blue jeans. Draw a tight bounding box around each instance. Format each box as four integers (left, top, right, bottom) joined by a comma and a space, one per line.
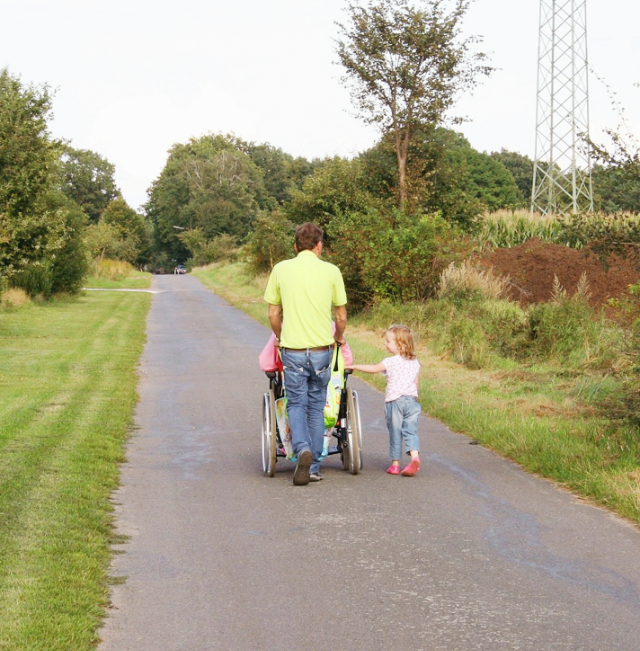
384, 395, 421, 461
281, 347, 332, 474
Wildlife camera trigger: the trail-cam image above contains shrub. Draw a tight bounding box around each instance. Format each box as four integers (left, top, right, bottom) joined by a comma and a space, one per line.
529, 274, 623, 368
327, 209, 470, 309
11, 261, 54, 298
1, 287, 30, 308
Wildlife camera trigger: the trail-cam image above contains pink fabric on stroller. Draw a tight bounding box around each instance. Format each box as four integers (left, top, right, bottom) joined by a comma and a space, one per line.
258, 329, 353, 372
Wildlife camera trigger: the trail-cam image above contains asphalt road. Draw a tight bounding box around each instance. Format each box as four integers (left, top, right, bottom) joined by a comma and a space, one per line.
99, 274, 640, 651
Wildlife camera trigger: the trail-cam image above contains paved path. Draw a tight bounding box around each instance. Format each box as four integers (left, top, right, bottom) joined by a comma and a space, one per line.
99, 274, 640, 651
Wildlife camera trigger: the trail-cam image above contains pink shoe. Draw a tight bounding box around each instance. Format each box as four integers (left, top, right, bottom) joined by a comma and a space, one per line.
401, 458, 421, 477
386, 465, 400, 475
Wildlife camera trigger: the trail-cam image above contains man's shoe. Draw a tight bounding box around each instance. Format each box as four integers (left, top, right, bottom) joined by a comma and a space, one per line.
309, 472, 324, 482
293, 449, 313, 485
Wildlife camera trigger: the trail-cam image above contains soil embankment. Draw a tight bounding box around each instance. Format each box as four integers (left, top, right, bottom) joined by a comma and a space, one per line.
482, 237, 640, 306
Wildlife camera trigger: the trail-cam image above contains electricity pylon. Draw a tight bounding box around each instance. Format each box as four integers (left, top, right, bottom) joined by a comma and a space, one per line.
531, 0, 594, 215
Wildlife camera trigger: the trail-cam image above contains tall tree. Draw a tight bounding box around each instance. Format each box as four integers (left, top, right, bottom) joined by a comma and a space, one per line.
146, 134, 269, 261
336, 0, 491, 210
0, 68, 87, 292
59, 145, 119, 222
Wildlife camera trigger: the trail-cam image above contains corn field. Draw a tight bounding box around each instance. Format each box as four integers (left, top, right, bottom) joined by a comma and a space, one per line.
476, 210, 640, 250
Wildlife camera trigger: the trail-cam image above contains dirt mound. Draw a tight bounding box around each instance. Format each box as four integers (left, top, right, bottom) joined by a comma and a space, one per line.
481, 238, 640, 306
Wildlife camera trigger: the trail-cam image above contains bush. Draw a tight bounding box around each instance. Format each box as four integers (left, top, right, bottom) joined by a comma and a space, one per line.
528, 274, 623, 368
49, 199, 88, 294
327, 209, 470, 309
11, 261, 54, 298
1, 287, 30, 308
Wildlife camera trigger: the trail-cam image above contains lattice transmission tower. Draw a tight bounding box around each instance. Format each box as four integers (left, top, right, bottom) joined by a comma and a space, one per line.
532, 0, 594, 215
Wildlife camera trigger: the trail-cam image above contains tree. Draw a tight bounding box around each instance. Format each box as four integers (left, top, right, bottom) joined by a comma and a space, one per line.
100, 197, 151, 265
0, 68, 87, 293
490, 149, 534, 206
284, 157, 382, 230
336, 0, 491, 210
243, 143, 316, 206
591, 164, 640, 213
146, 134, 268, 261
58, 145, 119, 222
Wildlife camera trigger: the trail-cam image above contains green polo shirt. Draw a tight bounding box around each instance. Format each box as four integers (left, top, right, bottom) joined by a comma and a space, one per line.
264, 250, 347, 349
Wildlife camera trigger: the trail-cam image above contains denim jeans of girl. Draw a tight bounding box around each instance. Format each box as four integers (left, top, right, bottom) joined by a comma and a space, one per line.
384, 395, 421, 460
281, 347, 332, 474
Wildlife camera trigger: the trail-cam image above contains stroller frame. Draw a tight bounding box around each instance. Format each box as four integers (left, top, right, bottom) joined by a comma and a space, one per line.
261, 368, 363, 476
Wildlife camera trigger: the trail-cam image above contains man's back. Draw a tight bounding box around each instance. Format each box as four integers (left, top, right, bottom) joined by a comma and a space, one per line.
264, 250, 346, 349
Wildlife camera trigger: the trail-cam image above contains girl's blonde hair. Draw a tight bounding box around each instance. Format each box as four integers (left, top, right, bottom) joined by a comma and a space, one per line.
387, 324, 416, 360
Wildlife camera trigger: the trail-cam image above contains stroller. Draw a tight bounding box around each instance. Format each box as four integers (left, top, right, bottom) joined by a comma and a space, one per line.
260, 337, 363, 477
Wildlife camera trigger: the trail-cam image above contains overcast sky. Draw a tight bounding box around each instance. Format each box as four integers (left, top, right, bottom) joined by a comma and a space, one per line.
3, 0, 639, 210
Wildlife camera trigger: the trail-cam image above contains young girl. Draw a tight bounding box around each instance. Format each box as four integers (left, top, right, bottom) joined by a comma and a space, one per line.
347, 324, 421, 476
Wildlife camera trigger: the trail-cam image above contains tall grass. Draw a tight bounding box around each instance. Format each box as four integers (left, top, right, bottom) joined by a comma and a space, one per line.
89, 258, 137, 281
85, 259, 151, 290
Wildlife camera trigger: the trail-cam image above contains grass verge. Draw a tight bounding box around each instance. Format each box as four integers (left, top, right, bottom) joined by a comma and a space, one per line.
193, 261, 640, 526
0, 290, 150, 650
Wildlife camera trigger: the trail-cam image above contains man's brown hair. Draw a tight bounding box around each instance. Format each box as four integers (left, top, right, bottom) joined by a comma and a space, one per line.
295, 223, 323, 252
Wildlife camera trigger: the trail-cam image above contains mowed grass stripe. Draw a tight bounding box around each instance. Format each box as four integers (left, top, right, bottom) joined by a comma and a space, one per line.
0, 295, 137, 518
0, 291, 150, 651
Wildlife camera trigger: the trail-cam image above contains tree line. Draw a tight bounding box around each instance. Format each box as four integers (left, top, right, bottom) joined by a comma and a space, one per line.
1, 0, 639, 298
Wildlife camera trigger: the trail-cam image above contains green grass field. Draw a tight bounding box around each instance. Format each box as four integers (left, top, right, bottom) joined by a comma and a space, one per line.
0, 290, 150, 650
194, 262, 640, 527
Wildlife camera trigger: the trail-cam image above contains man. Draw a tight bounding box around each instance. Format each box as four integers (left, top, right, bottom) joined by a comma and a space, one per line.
264, 223, 347, 486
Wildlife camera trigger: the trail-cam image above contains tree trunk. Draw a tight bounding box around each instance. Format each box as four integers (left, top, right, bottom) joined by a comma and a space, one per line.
395, 127, 411, 213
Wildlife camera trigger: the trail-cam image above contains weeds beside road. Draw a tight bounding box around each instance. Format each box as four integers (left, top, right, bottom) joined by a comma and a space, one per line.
193, 262, 640, 527
0, 288, 149, 650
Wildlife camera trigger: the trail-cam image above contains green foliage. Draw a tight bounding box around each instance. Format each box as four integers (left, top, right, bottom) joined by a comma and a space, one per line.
285, 157, 381, 230
179, 229, 238, 267
0, 68, 57, 218
48, 193, 88, 294
101, 197, 151, 265
420, 129, 520, 227
146, 133, 269, 261
58, 145, 119, 222
528, 275, 622, 368
11, 261, 54, 298
243, 143, 316, 206
83, 221, 139, 265
0, 69, 89, 293
592, 163, 640, 214
326, 209, 466, 307
245, 211, 295, 273
490, 149, 534, 206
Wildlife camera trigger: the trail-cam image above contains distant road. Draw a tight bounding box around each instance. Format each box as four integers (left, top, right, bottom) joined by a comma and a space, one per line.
100, 274, 640, 651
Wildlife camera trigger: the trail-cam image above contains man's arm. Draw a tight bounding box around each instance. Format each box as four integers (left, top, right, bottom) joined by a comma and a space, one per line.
334, 304, 347, 344
268, 304, 283, 343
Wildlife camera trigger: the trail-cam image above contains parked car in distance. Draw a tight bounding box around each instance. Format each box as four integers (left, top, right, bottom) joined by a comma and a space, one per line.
174, 264, 187, 274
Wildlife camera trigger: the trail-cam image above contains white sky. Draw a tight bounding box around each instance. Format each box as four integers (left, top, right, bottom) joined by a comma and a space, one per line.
3, 0, 639, 211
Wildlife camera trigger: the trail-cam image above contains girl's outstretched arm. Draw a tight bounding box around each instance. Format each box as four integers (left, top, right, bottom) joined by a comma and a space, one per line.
347, 362, 386, 374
